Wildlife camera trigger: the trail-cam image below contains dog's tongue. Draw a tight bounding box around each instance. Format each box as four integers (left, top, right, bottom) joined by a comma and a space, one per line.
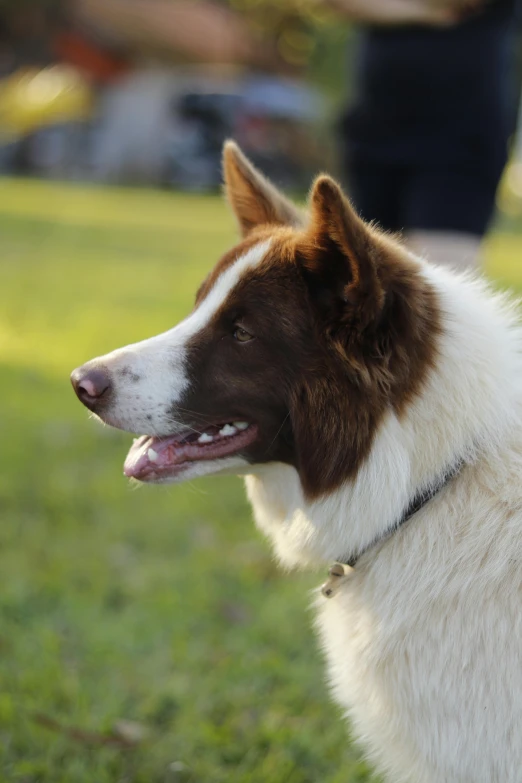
123, 423, 257, 481
124, 434, 183, 479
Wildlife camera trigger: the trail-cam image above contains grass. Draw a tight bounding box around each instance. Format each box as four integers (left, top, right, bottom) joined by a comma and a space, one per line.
0, 178, 520, 783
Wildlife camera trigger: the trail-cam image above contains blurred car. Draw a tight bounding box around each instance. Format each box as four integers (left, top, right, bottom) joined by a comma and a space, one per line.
165, 75, 324, 192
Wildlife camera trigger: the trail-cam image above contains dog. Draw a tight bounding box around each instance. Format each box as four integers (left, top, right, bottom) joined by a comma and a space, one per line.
71, 142, 522, 782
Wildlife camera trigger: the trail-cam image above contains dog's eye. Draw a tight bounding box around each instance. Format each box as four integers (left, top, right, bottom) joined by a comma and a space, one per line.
233, 326, 253, 343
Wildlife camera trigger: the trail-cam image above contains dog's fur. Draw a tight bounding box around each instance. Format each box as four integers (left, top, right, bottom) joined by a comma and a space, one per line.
72, 143, 522, 782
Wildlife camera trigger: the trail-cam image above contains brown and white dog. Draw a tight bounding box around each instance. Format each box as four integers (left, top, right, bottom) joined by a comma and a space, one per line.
71, 142, 522, 783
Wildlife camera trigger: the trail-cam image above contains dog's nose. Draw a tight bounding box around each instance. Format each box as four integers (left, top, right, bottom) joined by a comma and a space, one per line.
71, 366, 111, 410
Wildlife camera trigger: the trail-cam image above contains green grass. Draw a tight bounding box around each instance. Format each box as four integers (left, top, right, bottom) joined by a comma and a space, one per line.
0, 178, 520, 783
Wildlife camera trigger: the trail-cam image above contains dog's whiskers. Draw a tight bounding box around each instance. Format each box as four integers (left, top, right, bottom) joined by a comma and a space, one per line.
174, 406, 221, 426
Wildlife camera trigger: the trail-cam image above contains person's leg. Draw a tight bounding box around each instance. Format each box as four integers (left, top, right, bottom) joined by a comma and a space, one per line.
406, 230, 482, 271
403, 168, 496, 271
345, 158, 405, 233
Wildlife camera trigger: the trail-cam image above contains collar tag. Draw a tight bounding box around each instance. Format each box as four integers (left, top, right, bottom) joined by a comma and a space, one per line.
321, 562, 353, 599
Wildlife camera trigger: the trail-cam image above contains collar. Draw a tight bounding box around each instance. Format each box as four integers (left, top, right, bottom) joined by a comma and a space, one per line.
321, 460, 463, 598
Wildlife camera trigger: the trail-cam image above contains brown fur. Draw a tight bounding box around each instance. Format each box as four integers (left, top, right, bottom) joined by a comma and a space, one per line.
289, 182, 441, 496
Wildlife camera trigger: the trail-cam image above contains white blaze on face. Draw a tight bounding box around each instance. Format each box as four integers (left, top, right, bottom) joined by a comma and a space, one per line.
86, 240, 272, 435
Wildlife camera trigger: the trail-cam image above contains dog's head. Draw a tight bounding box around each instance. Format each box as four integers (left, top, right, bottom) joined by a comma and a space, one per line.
71, 142, 438, 498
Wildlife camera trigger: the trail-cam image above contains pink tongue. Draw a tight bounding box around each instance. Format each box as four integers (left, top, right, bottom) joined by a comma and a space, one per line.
123, 435, 180, 478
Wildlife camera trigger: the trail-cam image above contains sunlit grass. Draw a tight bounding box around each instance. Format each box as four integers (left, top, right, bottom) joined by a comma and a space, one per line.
0, 177, 521, 783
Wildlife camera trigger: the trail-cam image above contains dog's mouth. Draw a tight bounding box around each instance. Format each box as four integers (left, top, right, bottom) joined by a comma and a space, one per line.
123, 421, 258, 482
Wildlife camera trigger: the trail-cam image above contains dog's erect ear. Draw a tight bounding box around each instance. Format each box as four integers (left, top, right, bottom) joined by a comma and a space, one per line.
290, 179, 389, 496
223, 140, 303, 237
298, 176, 385, 329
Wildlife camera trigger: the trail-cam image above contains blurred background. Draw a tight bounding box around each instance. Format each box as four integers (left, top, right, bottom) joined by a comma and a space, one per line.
0, 0, 346, 189
1, 1, 522, 782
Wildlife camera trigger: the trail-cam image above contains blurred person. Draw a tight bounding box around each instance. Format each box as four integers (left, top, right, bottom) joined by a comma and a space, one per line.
74, 0, 278, 70
323, 0, 519, 270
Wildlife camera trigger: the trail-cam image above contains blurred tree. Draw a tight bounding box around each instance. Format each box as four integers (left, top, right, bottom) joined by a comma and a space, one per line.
224, 0, 354, 98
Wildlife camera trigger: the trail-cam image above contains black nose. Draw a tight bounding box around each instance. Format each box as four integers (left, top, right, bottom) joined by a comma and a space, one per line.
71, 366, 111, 410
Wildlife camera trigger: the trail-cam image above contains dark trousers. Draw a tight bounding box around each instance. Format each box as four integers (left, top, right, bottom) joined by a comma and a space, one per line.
342, 1, 519, 237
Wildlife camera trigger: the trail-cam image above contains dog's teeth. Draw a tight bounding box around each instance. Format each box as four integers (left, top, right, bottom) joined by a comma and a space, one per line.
219, 424, 237, 437
233, 421, 249, 430
147, 448, 158, 462
198, 433, 214, 444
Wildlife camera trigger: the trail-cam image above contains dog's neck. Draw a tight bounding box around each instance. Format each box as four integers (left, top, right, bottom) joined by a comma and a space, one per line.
245, 411, 460, 569
341, 456, 464, 568
246, 265, 522, 569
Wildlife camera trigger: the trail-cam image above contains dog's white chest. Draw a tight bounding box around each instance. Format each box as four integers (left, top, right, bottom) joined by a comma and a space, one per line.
314, 580, 424, 780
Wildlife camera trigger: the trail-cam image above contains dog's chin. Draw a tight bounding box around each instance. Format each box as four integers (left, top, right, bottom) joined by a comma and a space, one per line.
122, 424, 259, 484
130, 456, 251, 485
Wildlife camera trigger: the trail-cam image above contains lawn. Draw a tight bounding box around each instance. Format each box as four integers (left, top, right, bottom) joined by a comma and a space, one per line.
0, 178, 520, 783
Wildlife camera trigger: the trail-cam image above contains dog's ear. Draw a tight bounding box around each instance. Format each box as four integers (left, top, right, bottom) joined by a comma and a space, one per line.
298, 176, 385, 330
289, 179, 388, 496
223, 140, 303, 237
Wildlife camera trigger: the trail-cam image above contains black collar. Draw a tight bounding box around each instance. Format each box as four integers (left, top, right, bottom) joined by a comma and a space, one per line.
343, 460, 464, 568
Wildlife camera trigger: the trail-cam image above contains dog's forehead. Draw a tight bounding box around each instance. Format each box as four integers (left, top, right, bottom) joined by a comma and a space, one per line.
194, 238, 272, 317
196, 235, 265, 304
195, 227, 297, 306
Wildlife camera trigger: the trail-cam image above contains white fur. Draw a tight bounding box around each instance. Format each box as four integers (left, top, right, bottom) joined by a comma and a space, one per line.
246, 260, 522, 781
82, 240, 271, 435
